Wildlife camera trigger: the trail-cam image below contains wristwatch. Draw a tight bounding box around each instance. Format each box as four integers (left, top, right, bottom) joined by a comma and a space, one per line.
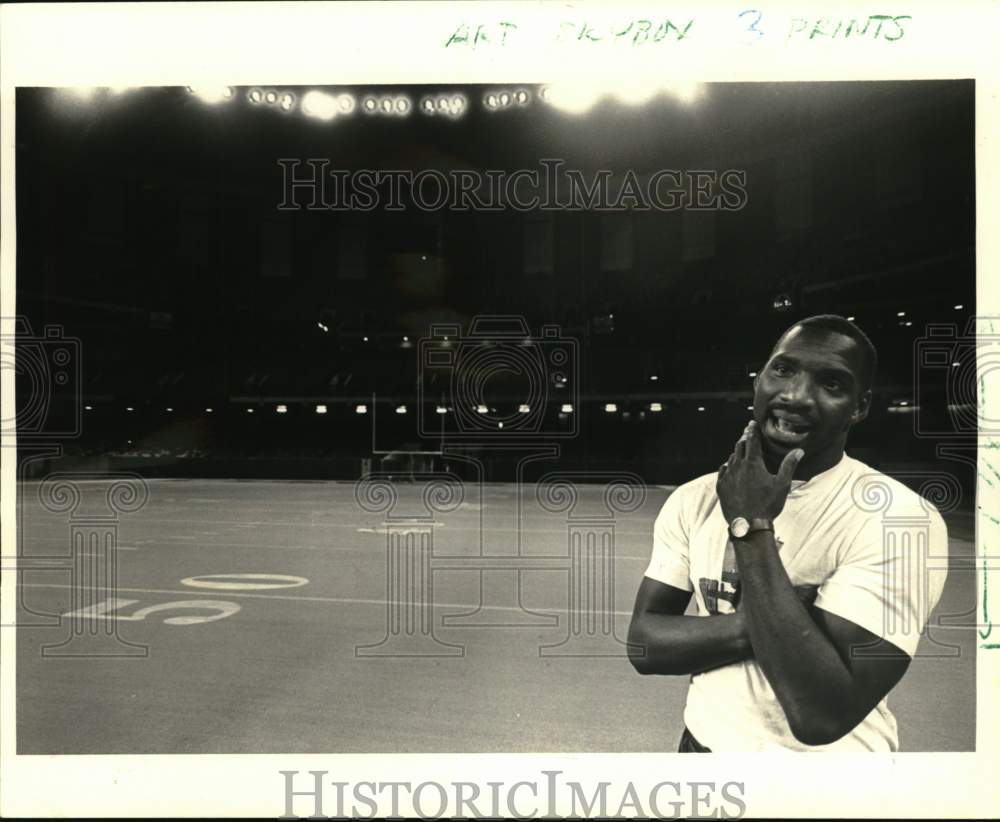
728, 517, 774, 540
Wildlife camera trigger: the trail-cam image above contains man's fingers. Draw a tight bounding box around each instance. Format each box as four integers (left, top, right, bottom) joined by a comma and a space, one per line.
734, 422, 752, 459
746, 421, 763, 459
776, 447, 805, 486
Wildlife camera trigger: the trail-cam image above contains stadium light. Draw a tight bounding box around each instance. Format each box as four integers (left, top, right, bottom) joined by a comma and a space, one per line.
205, 407, 214, 413
355, 404, 367, 414
276, 404, 288, 414
519, 404, 531, 413
247, 408, 254, 414
605, 403, 618, 413
84, 405, 93, 411
396, 405, 408, 414
126, 406, 134, 412
952, 362, 961, 368
897, 310, 906, 317
561, 403, 574, 413
302, 90, 338, 121
954, 304, 964, 310
905, 321, 913, 327
650, 375, 659, 382
248, 88, 264, 104
476, 404, 488, 414
697, 406, 706, 412
436, 405, 447, 414
542, 81, 602, 115
188, 86, 234, 105
279, 92, 296, 112
846, 315, 856, 321
316, 404, 328, 414
748, 371, 757, 378
649, 402, 662, 412
166, 407, 173, 412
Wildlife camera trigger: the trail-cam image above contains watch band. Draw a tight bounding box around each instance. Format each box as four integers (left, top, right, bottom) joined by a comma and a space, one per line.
729, 516, 775, 540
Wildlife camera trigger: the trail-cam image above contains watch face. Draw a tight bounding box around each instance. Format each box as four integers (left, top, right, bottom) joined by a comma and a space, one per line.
731, 517, 750, 538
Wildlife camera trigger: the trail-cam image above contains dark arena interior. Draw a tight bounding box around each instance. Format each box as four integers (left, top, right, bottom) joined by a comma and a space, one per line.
13, 80, 977, 753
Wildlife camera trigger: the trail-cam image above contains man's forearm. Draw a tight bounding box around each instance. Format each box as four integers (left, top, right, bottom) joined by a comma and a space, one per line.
734, 532, 854, 742
628, 611, 752, 676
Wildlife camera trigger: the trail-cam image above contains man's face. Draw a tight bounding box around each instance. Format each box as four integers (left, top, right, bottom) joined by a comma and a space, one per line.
752, 326, 872, 462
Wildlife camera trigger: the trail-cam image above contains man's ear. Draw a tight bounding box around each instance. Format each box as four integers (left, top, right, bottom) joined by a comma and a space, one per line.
851, 389, 872, 426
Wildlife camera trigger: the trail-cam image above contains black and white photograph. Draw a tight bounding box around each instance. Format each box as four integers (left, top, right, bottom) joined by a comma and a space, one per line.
1, 2, 998, 819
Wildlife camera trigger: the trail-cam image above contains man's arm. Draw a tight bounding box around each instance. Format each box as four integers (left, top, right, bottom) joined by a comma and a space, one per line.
734, 536, 910, 746
627, 577, 752, 675
717, 421, 911, 746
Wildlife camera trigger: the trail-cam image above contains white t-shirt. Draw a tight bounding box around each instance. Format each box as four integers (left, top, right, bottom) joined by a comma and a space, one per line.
644, 453, 948, 751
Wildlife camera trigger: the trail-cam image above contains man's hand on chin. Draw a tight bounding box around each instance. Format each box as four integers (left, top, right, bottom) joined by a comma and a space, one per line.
716, 421, 804, 524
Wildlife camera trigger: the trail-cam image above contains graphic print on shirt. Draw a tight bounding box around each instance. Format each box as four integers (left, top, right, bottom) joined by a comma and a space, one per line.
698, 534, 784, 615
699, 539, 741, 614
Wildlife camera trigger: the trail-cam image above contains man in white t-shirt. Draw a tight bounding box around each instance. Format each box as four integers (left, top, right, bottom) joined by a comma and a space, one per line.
628, 314, 948, 751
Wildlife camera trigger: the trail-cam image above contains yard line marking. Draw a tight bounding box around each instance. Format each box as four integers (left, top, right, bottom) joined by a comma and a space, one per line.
18, 583, 635, 617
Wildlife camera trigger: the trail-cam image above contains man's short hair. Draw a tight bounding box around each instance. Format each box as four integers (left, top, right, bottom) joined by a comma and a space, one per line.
776, 314, 878, 391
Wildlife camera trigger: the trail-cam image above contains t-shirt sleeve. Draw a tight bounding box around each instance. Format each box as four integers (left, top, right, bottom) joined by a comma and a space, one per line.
644, 484, 696, 592
814, 504, 949, 657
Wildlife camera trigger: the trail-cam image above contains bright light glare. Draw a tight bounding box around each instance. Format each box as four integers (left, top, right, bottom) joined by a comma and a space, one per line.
519, 404, 531, 413
543, 82, 603, 115
667, 81, 704, 104
276, 404, 288, 414
396, 405, 408, 414
436, 406, 448, 414
614, 79, 663, 106
302, 91, 338, 121
316, 405, 328, 415
188, 86, 234, 105
605, 403, 618, 413
355, 404, 367, 414
561, 404, 574, 413
650, 403, 662, 412
476, 404, 488, 414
